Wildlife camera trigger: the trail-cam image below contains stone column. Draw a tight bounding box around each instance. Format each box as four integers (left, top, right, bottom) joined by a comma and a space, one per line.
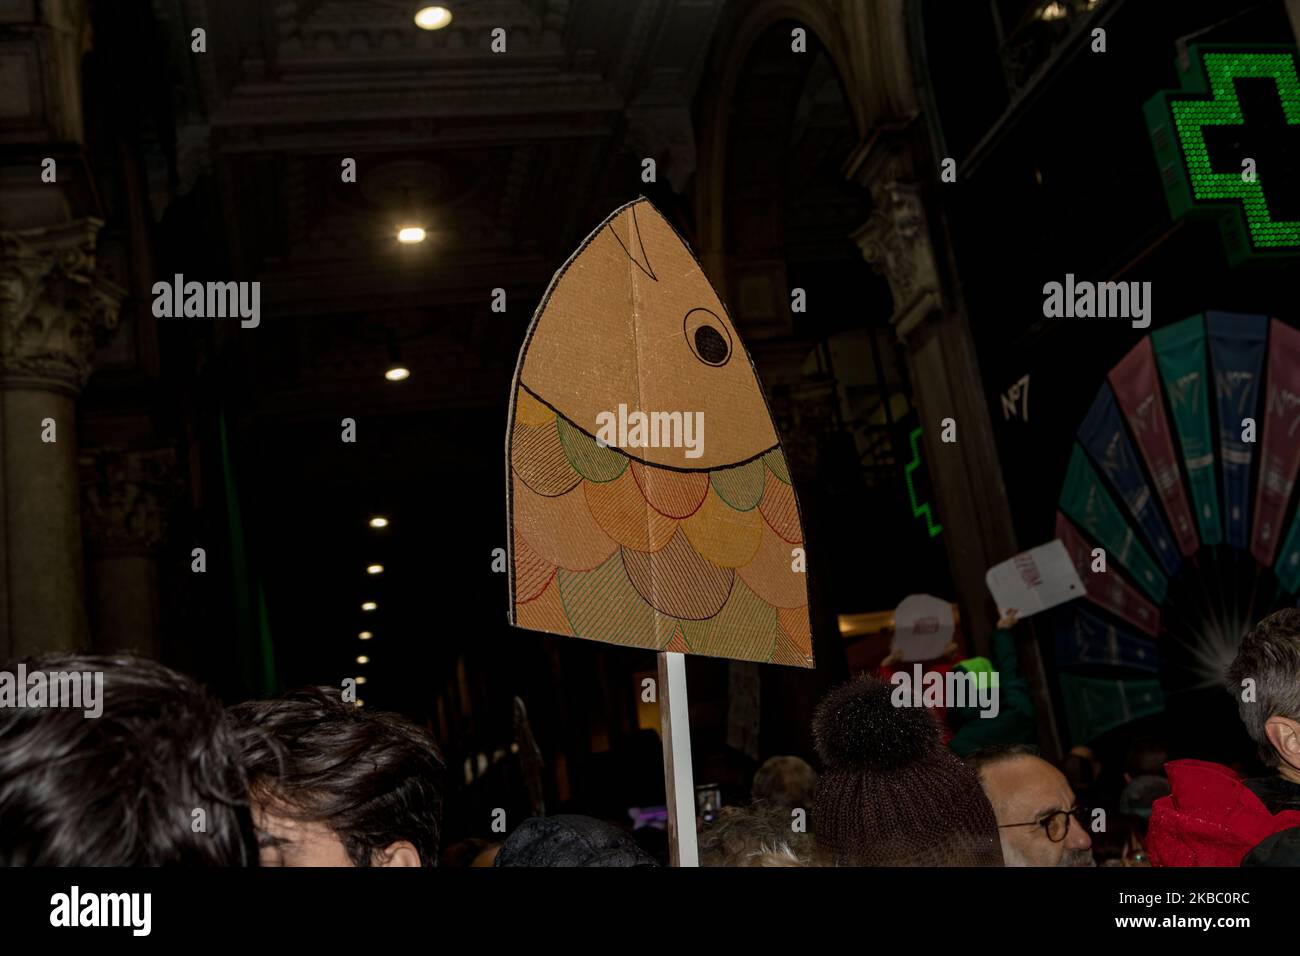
80, 446, 178, 658
0, 219, 123, 658
849, 129, 1063, 757
850, 135, 1021, 652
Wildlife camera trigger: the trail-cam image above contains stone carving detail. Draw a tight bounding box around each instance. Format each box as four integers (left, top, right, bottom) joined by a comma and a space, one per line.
854, 180, 939, 323
80, 447, 180, 553
0, 219, 124, 393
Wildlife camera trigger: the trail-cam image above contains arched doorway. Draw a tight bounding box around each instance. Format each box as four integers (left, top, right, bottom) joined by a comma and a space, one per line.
688, 7, 953, 766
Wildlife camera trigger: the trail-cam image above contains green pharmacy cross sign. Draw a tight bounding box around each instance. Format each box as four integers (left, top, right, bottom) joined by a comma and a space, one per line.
1144, 46, 1300, 265
905, 426, 942, 539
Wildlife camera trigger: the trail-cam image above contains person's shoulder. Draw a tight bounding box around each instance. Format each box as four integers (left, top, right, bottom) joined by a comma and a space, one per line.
1242, 826, 1300, 866
1244, 775, 1300, 813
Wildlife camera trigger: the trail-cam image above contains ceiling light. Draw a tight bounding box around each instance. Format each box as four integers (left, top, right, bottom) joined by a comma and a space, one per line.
367, 564, 384, 575
397, 226, 426, 244
384, 329, 409, 383
369, 516, 390, 528
414, 6, 452, 30
359, 631, 373, 640
357, 655, 369, 665
361, 602, 377, 612
356, 676, 367, 685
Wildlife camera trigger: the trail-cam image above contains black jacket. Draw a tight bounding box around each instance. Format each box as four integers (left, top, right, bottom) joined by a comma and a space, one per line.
1242, 776, 1300, 866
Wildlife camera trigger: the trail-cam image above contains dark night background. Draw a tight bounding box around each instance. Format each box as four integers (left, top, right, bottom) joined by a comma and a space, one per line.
2, 0, 1298, 851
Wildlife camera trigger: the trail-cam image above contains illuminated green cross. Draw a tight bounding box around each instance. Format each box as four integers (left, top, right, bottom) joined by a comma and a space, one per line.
1144, 46, 1300, 264
904, 427, 942, 539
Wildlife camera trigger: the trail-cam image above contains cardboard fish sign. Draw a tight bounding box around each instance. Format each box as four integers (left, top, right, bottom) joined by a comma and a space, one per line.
507, 198, 813, 667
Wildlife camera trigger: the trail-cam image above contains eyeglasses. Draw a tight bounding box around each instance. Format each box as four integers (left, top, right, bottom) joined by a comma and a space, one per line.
999, 806, 1088, 843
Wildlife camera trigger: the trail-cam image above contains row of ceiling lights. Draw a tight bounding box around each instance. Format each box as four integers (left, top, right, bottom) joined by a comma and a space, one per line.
376, 1, 417, 675
353, 514, 393, 705
342, 4, 439, 701
397, 7, 453, 245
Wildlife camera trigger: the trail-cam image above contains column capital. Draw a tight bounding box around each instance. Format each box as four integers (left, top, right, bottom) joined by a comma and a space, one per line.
79, 446, 180, 555
845, 123, 945, 338
851, 180, 943, 339
0, 218, 124, 394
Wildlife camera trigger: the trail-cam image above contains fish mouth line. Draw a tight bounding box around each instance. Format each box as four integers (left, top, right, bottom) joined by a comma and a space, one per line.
515, 382, 779, 475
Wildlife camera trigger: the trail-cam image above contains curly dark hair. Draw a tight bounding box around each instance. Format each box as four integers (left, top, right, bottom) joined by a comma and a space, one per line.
229, 686, 445, 866
0, 654, 257, 866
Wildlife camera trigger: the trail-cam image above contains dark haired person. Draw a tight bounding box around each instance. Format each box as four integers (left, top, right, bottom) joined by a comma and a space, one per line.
230, 686, 444, 866
1148, 608, 1300, 866
1229, 609, 1300, 809
0, 655, 257, 866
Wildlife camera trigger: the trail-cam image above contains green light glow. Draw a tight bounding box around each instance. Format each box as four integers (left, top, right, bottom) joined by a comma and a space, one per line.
1145, 46, 1300, 264
904, 426, 943, 539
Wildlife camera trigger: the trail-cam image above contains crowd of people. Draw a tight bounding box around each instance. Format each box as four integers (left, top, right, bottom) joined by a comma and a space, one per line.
1, 607, 1298, 867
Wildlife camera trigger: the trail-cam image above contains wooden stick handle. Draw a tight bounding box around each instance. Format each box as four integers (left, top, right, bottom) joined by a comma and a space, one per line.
657, 651, 698, 867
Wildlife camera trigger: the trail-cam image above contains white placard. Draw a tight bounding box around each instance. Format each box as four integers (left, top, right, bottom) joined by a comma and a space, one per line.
985, 539, 1084, 619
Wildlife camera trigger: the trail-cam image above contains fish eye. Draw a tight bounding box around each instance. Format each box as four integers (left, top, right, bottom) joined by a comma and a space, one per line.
683, 308, 732, 367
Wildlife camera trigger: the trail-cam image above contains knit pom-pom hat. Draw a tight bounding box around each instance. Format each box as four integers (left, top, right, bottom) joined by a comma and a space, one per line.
812, 675, 1004, 867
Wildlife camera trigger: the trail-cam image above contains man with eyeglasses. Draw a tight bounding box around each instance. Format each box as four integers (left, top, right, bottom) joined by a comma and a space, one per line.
967, 743, 1095, 866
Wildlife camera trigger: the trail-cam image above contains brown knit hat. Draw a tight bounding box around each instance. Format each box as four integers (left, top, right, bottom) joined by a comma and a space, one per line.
812, 675, 1004, 867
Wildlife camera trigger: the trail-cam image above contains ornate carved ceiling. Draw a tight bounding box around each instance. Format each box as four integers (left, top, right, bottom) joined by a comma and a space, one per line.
140, 0, 726, 417
158, 0, 721, 290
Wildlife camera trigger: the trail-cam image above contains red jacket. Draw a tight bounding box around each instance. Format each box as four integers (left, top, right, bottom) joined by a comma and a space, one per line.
1147, 760, 1300, 866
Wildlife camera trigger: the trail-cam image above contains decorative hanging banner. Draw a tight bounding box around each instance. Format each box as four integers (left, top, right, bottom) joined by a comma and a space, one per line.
1109, 338, 1200, 556
1252, 320, 1300, 569
1152, 315, 1222, 547
1059, 444, 1168, 604
1055, 512, 1161, 637
1059, 674, 1165, 745
1055, 606, 1160, 674
1208, 312, 1268, 550
1077, 383, 1181, 576
506, 198, 812, 667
